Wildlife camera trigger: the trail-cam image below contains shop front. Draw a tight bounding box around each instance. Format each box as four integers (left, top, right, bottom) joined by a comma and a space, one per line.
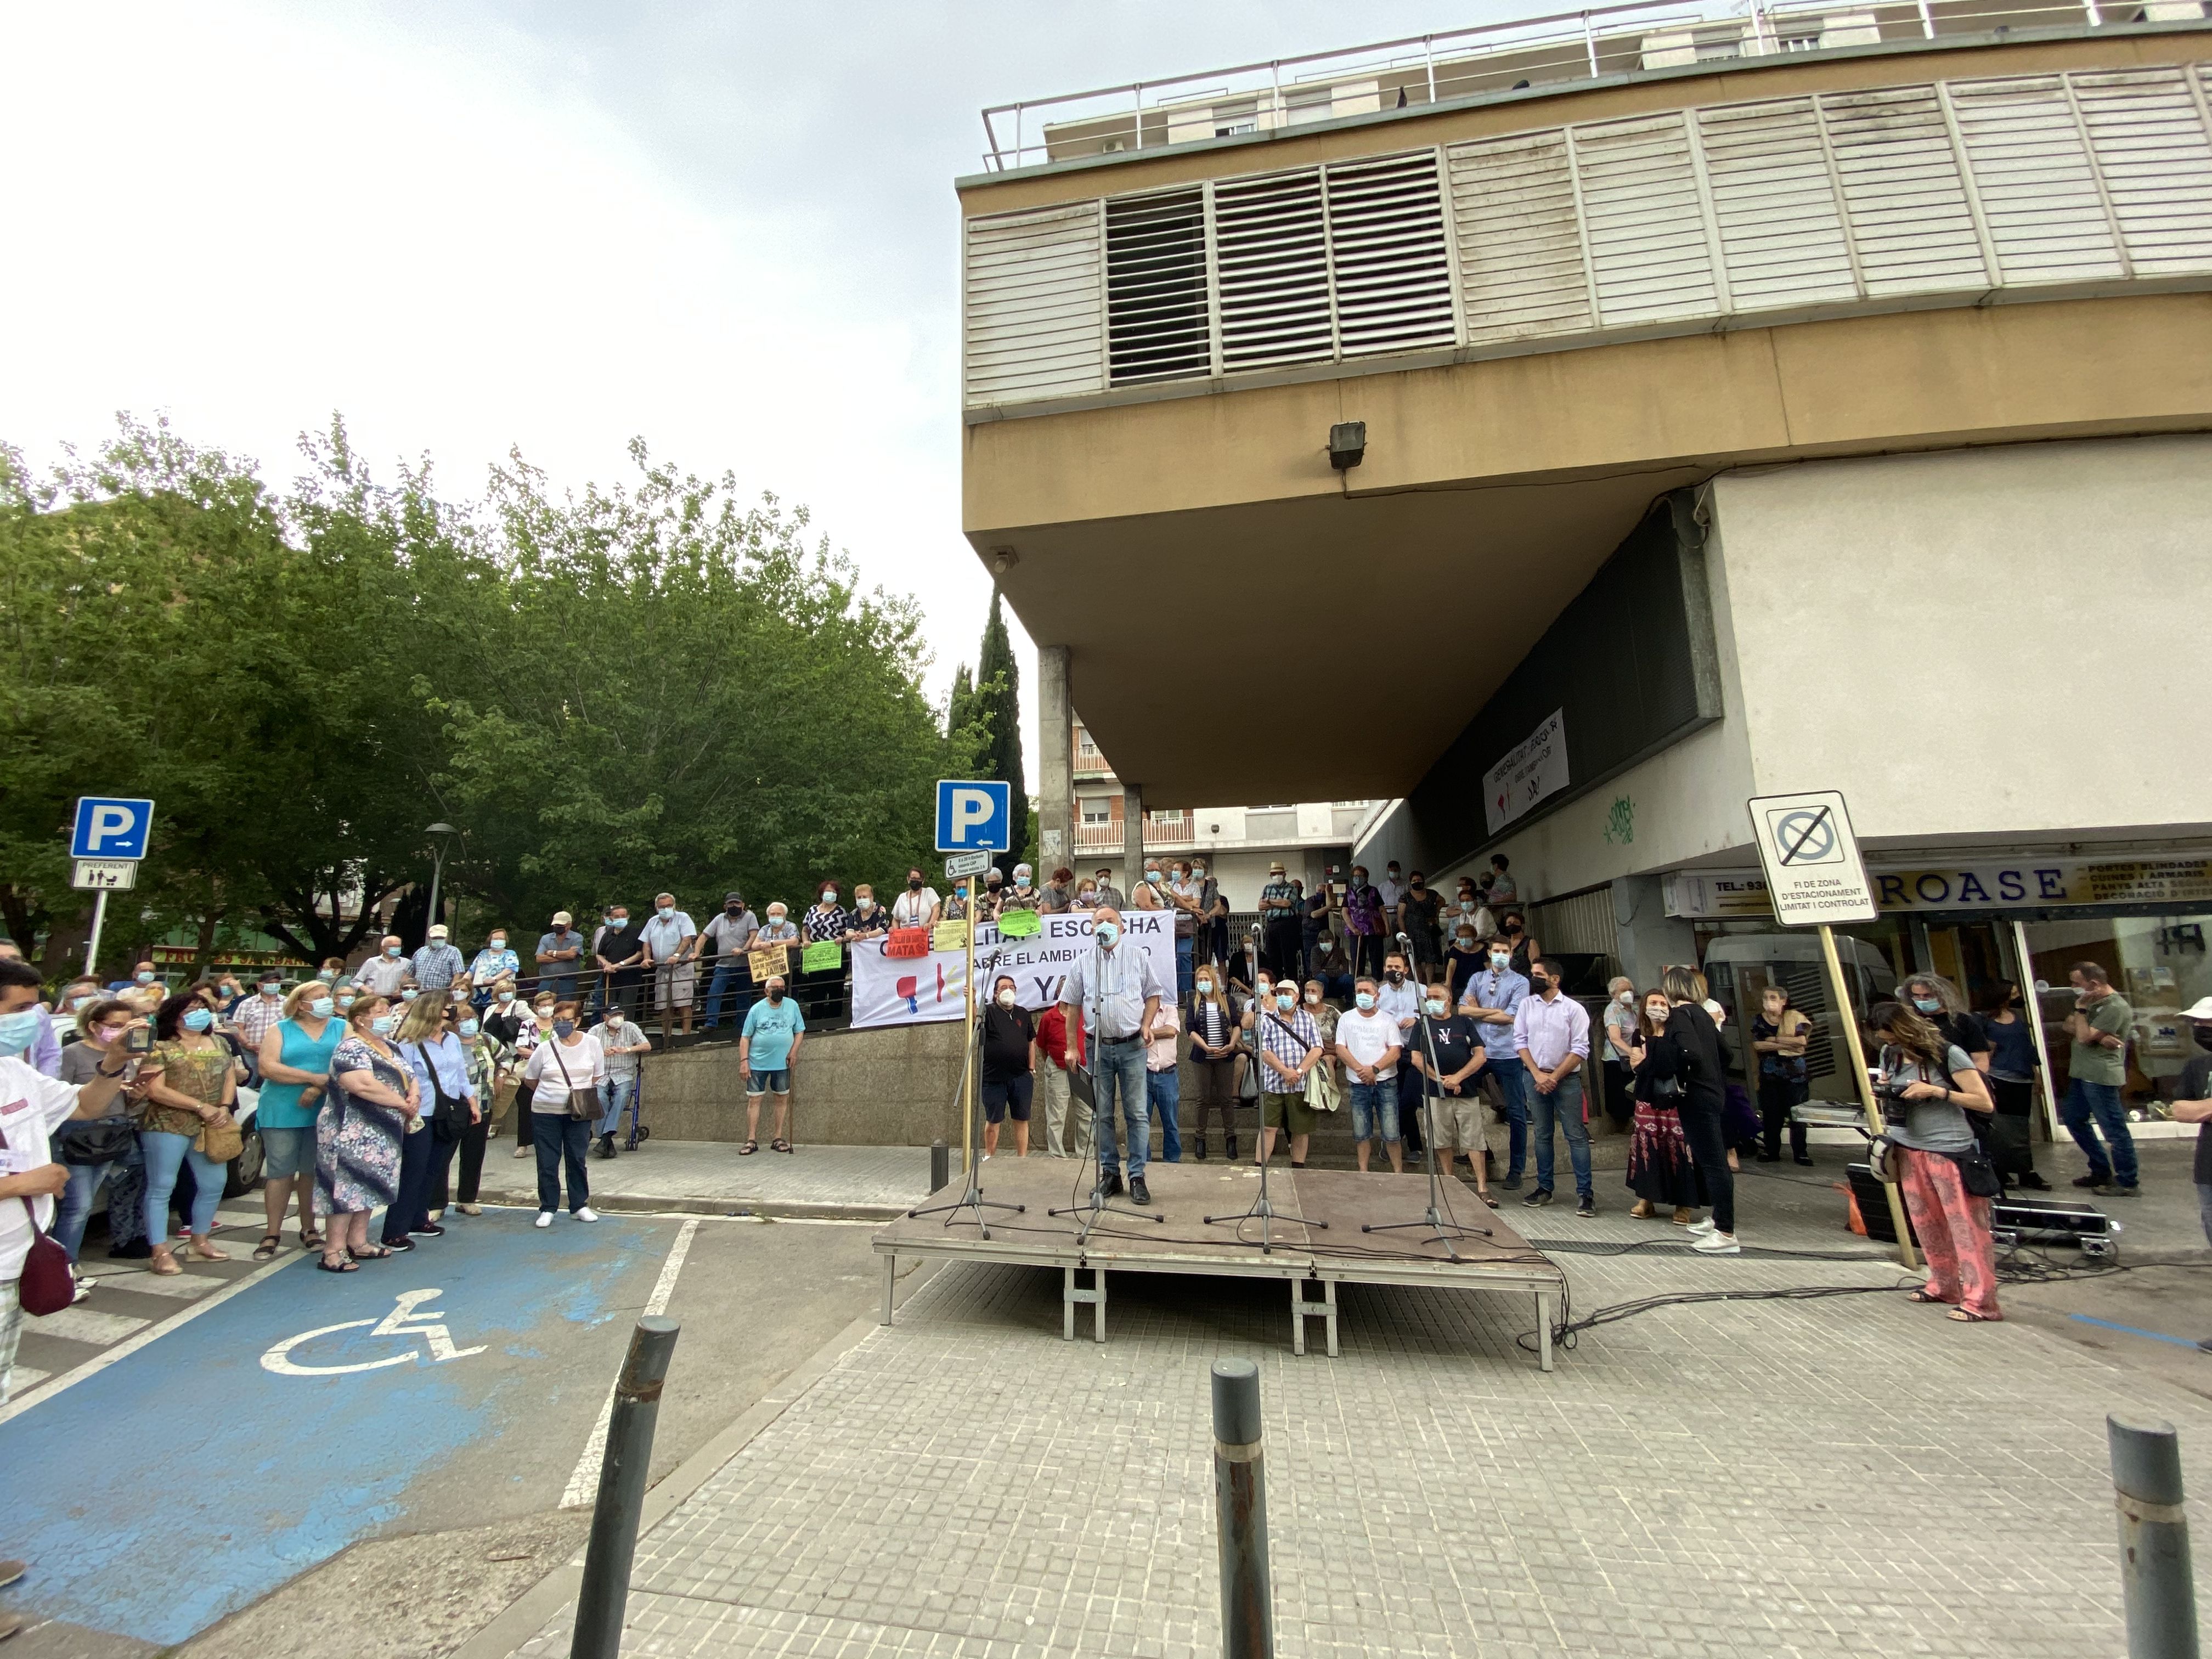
1663, 855, 2212, 1141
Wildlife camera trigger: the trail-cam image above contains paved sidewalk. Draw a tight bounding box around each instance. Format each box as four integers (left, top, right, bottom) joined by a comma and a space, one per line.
476, 1141, 933, 1219
499, 1157, 2212, 1659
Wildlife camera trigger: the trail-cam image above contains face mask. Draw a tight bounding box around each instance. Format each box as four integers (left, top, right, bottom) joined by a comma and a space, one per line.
822, 890, 838, 904
857, 898, 874, 912
1385, 970, 1403, 985
318, 968, 338, 981
768, 912, 787, 926
1355, 991, 1376, 1011
953, 887, 967, 900
608, 917, 627, 932
1491, 953, 1510, 970
385, 944, 402, 957
1529, 976, 1551, 995
1314, 935, 1331, 950
0, 1009, 42, 1056
1425, 998, 1447, 1016
909, 877, 924, 890
2196, 1027, 2212, 1052
1912, 996, 1942, 1014
489, 937, 506, 950
554, 1019, 577, 1038
94, 1025, 129, 1046
261, 980, 281, 996
1387, 871, 1400, 882
1647, 1005, 1668, 1023
183, 1007, 214, 1032
1096, 922, 1120, 946
372, 1014, 399, 1036
1457, 935, 1476, 949
1276, 993, 1296, 1012
400, 989, 419, 1002
459, 1019, 479, 1037
535, 1006, 555, 1019
1193, 868, 1206, 879
1197, 979, 1214, 995
337, 995, 356, 1011
1305, 989, 1321, 1004
1618, 991, 1634, 1005
1506, 923, 1523, 935
768, 986, 786, 1003
657, 906, 675, 920
496, 990, 514, 1003
1015, 877, 1030, 890
308, 997, 334, 1019
1078, 889, 1096, 904
136, 970, 156, 984
69, 995, 91, 1009
995, 989, 1017, 1008
1144, 872, 1161, 885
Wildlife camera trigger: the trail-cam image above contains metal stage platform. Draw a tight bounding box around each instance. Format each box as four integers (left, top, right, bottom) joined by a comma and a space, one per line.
873, 1159, 1569, 1370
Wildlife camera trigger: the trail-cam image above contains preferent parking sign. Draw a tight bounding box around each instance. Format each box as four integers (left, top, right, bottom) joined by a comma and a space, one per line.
935, 779, 1012, 853
70, 797, 155, 861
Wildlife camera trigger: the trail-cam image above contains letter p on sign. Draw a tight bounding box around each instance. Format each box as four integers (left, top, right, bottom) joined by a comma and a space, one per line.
70, 796, 155, 862
935, 778, 1010, 853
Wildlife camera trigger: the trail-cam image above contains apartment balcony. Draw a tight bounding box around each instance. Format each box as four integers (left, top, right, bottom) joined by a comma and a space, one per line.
1071, 804, 1383, 854
1073, 750, 1116, 778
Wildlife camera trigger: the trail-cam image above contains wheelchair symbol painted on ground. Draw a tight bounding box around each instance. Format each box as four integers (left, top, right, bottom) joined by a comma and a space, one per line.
260, 1289, 488, 1378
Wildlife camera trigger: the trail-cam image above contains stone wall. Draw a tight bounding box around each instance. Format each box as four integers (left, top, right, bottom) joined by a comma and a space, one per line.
639, 1021, 968, 1146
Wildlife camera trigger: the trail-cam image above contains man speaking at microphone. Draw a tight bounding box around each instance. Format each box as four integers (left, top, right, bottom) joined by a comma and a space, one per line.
1058, 907, 1165, 1206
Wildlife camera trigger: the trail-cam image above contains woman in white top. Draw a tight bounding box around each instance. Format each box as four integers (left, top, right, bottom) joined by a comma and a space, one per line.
890, 868, 939, 928
520, 998, 604, 1227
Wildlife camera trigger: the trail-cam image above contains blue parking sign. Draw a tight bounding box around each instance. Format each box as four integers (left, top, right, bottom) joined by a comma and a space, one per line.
70, 796, 155, 861
935, 780, 1012, 853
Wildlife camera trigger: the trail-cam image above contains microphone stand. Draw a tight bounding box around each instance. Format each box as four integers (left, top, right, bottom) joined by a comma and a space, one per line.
906, 930, 1026, 1239
1204, 926, 1325, 1255
1048, 929, 1165, 1246
1363, 932, 1493, 1260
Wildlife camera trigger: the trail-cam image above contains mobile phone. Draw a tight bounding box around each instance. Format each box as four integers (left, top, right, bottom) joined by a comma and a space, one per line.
126, 1024, 155, 1055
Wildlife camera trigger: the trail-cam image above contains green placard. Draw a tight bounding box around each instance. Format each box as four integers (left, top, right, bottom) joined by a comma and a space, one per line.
801, 939, 842, 973
996, 906, 1041, 939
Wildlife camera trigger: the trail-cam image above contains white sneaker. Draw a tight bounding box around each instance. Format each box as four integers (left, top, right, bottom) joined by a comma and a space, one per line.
1692, 1230, 1741, 1255
573, 1206, 599, 1223
512, 1145, 533, 1159
1684, 1216, 1718, 1236
534, 1211, 555, 1229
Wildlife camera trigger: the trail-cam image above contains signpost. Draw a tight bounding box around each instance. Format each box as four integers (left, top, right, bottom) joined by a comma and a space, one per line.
69, 797, 154, 979
1746, 791, 1916, 1269
944, 851, 992, 881
933, 782, 1012, 1177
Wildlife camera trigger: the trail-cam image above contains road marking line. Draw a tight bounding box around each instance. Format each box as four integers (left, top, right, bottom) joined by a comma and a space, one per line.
25, 1305, 150, 1344
77, 1269, 223, 1300
2070, 1313, 2205, 1351
560, 1217, 698, 1510
0, 1250, 297, 1430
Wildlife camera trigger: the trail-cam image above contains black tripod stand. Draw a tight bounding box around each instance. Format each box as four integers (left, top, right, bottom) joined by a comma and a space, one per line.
907, 1004, 1025, 1239
1362, 939, 1492, 1261
1044, 938, 1167, 1248
1204, 929, 1325, 1255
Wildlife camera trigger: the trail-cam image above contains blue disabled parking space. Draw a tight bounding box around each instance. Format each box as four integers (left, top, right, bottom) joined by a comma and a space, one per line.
0, 1210, 680, 1647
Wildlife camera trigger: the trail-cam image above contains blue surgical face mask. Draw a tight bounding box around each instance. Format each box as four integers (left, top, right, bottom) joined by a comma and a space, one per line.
372, 1014, 398, 1036
318, 968, 338, 981
182, 1007, 215, 1033
400, 988, 419, 1002
1276, 992, 1296, 1011
1490, 952, 1510, 969
658, 906, 675, 919
1425, 998, 1447, 1016
1095, 922, 1120, 946
308, 997, 335, 1019
459, 1019, 479, 1037
489, 937, 506, 950
135, 969, 157, 984
337, 995, 356, 1010
0, 1008, 43, 1056
1355, 991, 1376, 1011
554, 1019, 577, 1039
1912, 996, 1942, 1014
384, 944, 402, 957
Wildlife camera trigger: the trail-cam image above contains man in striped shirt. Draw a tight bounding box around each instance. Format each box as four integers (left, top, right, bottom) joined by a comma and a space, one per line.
1252, 980, 1322, 1169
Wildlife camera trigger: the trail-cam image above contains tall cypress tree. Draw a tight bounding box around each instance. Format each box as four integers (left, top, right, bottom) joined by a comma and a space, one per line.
974, 591, 1026, 874
947, 662, 975, 741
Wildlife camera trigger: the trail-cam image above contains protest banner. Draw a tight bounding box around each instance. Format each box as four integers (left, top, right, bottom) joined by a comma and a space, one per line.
850, 909, 1175, 1030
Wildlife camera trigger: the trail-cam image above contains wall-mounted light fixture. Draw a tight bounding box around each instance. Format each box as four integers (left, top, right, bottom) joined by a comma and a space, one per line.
1328, 422, 1366, 471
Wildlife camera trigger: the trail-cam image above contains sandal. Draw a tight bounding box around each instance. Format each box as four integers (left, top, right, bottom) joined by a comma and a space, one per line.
738, 1139, 758, 1155
349, 1244, 393, 1261
188, 1240, 230, 1263
1906, 1290, 1948, 1304
299, 1229, 322, 1250
771, 1138, 793, 1154
1947, 1308, 2000, 1323
316, 1255, 359, 1274
252, 1234, 283, 1261
148, 1246, 183, 1277
1480, 1193, 1500, 1210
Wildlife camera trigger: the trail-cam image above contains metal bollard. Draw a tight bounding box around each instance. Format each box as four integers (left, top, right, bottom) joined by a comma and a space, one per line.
1211, 1359, 1274, 1659
572, 1317, 681, 1659
2109, 1414, 2200, 1659
930, 1138, 950, 1194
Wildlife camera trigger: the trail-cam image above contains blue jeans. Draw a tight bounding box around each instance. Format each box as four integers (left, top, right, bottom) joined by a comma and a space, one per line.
599, 1074, 637, 1136
55, 1152, 132, 1261
1529, 1072, 1592, 1199
703, 960, 752, 1029
1088, 1035, 1149, 1181
1147, 1068, 1181, 1162
140, 1130, 223, 1242
2062, 1077, 2137, 1187
1175, 938, 1193, 1003
1348, 1080, 1398, 1144
1485, 1053, 1532, 1179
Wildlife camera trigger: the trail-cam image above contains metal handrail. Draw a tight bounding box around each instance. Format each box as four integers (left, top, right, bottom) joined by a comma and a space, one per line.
976, 0, 2121, 170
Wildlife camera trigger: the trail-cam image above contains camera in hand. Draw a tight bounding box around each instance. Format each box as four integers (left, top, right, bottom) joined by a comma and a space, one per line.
125, 1024, 154, 1055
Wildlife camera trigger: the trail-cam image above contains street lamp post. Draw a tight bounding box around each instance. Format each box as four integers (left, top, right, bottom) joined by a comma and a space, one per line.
424, 822, 458, 936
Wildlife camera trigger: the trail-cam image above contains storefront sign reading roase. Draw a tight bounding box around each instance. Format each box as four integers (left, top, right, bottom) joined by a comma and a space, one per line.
1666, 857, 2212, 919
1744, 790, 1878, 927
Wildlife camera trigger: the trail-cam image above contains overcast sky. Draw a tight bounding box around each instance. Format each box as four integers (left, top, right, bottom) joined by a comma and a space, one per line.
2, 0, 1514, 779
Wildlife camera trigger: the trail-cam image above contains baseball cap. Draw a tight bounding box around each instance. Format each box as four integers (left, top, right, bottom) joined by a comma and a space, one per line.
428, 924, 449, 939
552, 910, 572, 926
2183, 996, 2212, 1021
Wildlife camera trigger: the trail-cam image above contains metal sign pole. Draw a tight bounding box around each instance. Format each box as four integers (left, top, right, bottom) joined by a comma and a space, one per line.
963, 889, 978, 1176
1819, 923, 1920, 1272
83, 888, 110, 979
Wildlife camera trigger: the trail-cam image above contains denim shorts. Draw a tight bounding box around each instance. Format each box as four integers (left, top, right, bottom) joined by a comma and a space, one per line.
1347, 1080, 1401, 1144
981, 1074, 1034, 1123
746, 1067, 791, 1096
259, 1125, 318, 1180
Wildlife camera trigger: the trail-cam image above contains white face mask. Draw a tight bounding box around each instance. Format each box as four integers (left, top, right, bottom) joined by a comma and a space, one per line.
995, 989, 1017, 1008
1646, 1005, 1668, 1024
1617, 990, 1634, 1005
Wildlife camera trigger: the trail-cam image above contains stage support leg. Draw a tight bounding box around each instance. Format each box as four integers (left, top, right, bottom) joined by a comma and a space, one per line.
1538, 1290, 1555, 1373
879, 1254, 896, 1327
1065, 1265, 1106, 1343
1290, 1278, 1337, 1358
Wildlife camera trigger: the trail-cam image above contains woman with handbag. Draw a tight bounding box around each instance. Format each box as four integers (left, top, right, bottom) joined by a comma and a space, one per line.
1186, 970, 1242, 1163
390, 992, 478, 1246
135, 991, 245, 1277
1978, 981, 2050, 1192
1625, 990, 1699, 1223
1872, 1000, 2002, 1323
1750, 986, 1815, 1166
1662, 967, 1742, 1255
315, 996, 416, 1273
250, 981, 345, 1260
520, 1000, 605, 1227
53, 998, 146, 1262
451, 1002, 507, 1216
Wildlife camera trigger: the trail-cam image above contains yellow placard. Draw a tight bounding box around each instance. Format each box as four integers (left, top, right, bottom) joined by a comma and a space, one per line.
747, 944, 790, 981
933, 921, 969, 952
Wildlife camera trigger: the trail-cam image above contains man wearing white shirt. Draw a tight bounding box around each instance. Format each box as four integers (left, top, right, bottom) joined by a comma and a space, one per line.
1058, 907, 1164, 1205
1515, 956, 1594, 1216
359, 935, 413, 997
640, 892, 701, 1036
1376, 863, 1407, 913
1335, 980, 1404, 1173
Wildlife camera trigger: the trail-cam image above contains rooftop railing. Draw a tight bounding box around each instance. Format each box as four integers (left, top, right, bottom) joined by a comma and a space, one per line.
975, 0, 2183, 171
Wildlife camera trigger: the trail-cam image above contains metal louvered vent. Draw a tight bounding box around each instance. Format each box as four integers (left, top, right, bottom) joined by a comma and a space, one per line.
1571, 113, 1722, 326
1325, 151, 1457, 357
1949, 75, 2124, 282
1214, 168, 1335, 371
2070, 67, 2212, 274
1105, 189, 1212, 385
1696, 98, 1857, 309
1819, 85, 1991, 295
962, 203, 1106, 406
1448, 129, 1594, 343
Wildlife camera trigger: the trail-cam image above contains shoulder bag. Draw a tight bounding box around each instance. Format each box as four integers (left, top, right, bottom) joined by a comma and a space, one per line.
545, 1037, 598, 1121
16, 1198, 74, 1316
416, 1042, 466, 1143
57, 1115, 137, 1166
